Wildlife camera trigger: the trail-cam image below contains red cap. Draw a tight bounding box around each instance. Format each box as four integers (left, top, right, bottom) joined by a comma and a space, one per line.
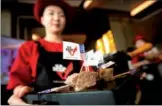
34, 0, 74, 24
134, 35, 145, 43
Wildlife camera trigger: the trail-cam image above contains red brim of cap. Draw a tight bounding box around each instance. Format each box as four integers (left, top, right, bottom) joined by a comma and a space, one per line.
34, 0, 75, 24
134, 35, 144, 43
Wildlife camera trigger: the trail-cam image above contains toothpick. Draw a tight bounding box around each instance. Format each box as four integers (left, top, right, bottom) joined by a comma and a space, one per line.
86, 66, 88, 72
79, 62, 84, 72
87, 66, 90, 72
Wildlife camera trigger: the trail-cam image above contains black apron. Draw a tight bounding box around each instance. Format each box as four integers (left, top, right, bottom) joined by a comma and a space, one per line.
33, 41, 80, 92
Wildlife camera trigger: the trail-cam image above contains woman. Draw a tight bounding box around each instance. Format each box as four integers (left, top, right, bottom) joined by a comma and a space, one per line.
7, 0, 80, 105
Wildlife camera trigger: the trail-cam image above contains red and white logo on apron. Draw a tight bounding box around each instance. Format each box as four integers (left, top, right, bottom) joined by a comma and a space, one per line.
53, 62, 73, 80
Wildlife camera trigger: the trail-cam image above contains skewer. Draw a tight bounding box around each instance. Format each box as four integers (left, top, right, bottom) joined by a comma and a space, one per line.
53, 80, 65, 84
38, 85, 70, 94
113, 71, 130, 79
79, 63, 84, 72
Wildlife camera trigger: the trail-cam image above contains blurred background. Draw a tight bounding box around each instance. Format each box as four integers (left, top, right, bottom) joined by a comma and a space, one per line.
1, 0, 162, 105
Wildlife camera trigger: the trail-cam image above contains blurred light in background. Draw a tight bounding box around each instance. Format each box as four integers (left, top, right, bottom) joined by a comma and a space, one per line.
83, 0, 93, 9
102, 33, 110, 54
130, 0, 157, 16
107, 30, 116, 53
96, 38, 105, 54
96, 30, 116, 55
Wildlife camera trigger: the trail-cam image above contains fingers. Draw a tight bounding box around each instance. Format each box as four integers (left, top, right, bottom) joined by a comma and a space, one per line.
18, 86, 30, 97
13, 85, 24, 97
8, 95, 15, 105
8, 95, 30, 105
14, 85, 33, 98
140, 72, 147, 80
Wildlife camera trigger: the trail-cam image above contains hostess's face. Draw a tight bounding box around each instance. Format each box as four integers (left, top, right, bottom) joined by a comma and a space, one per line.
135, 39, 146, 48
41, 5, 66, 34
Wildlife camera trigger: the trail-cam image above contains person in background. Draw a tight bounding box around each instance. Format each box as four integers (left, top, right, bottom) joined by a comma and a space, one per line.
126, 35, 153, 70
7, 0, 80, 105
128, 35, 153, 64
129, 35, 162, 104
128, 35, 162, 69
126, 35, 153, 104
